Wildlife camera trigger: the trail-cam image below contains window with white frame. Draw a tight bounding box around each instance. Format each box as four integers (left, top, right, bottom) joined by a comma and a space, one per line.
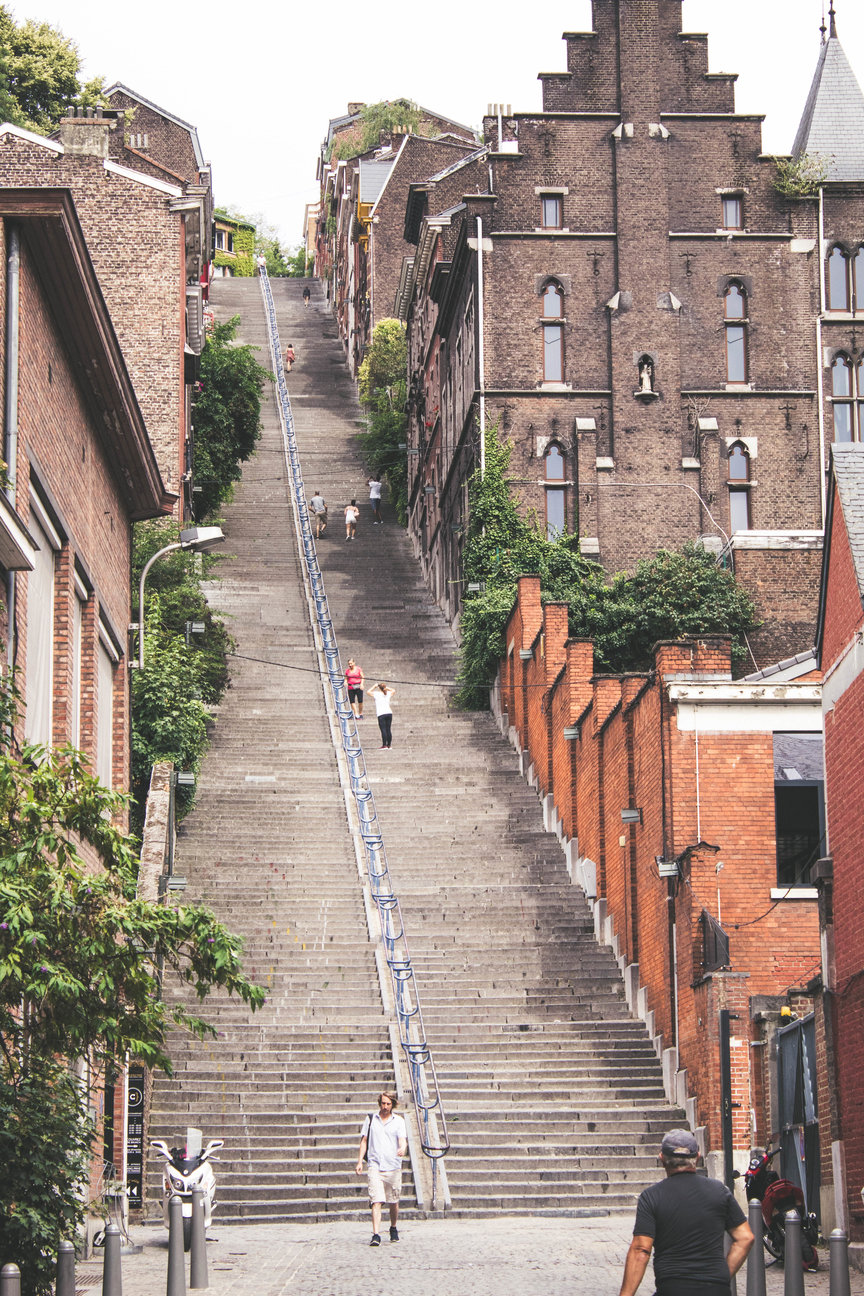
541, 281, 565, 382
724, 282, 749, 383
24, 513, 57, 746
727, 441, 752, 532
544, 443, 566, 539
96, 630, 116, 789
830, 353, 864, 442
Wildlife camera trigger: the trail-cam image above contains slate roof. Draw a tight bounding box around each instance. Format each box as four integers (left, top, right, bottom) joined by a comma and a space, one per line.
359, 158, 396, 204
792, 26, 864, 180
831, 444, 864, 602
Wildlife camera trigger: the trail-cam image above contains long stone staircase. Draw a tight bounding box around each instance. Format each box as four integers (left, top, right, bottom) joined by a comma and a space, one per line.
145, 276, 683, 1225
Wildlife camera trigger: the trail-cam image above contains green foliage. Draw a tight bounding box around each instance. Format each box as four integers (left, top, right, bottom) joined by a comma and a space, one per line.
357, 319, 408, 522
773, 153, 828, 198
285, 244, 311, 277
193, 315, 270, 519
0, 722, 265, 1294
328, 99, 434, 162
0, 6, 106, 134
455, 424, 758, 707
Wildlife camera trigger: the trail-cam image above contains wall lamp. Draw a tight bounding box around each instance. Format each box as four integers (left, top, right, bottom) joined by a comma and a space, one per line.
134, 526, 225, 670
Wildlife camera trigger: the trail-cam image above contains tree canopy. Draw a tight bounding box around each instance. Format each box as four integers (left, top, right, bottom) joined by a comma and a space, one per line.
0, 6, 105, 134
357, 318, 408, 522
456, 424, 757, 706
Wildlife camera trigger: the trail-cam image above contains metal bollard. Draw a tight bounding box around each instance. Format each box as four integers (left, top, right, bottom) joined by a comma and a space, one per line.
783, 1211, 805, 1296
56, 1240, 76, 1296
829, 1228, 851, 1296
102, 1223, 123, 1296
0, 1265, 21, 1296
166, 1196, 186, 1296
746, 1199, 767, 1296
189, 1188, 208, 1289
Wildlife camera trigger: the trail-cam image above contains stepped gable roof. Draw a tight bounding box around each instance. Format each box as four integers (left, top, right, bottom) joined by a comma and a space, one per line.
816, 443, 864, 661
103, 83, 205, 171
792, 16, 864, 180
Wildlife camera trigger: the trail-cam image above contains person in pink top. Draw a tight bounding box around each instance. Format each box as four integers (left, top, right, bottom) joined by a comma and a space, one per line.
345, 659, 365, 719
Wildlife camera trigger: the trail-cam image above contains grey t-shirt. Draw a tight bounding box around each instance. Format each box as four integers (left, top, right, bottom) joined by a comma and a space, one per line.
633, 1171, 746, 1287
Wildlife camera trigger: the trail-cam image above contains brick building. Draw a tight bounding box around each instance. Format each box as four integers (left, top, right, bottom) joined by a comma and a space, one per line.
398, 1, 864, 670
494, 576, 825, 1199
814, 443, 864, 1244
0, 188, 170, 1217
0, 104, 212, 520
314, 104, 477, 375
212, 211, 256, 277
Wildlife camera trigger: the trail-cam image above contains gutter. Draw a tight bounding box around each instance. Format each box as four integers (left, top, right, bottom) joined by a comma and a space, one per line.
4, 225, 20, 669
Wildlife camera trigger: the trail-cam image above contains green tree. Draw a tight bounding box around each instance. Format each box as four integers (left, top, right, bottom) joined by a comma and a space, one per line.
0, 6, 105, 134
357, 318, 408, 522
455, 423, 757, 706
0, 723, 265, 1294
329, 99, 431, 162
192, 315, 270, 519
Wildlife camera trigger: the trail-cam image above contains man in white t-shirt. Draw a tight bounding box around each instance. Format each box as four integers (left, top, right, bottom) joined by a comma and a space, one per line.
355, 1091, 408, 1245
368, 477, 383, 524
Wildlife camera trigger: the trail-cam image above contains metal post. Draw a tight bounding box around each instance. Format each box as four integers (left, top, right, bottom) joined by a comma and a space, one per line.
166, 1196, 186, 1296
101, 1223, 123, 1296
783, 1211, 805, 1296
0, 1265, 20, 1296
829, 1228, 851, 1296
746, 1199, 766, 1296
56, 1240, 76, 1296
189, 1188, 208, 1288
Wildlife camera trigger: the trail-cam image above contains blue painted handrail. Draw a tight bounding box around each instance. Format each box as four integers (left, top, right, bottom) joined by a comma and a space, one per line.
257, 272, 449, 1171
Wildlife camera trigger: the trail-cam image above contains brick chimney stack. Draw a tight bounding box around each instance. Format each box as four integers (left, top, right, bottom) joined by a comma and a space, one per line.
58, 106, 120, 158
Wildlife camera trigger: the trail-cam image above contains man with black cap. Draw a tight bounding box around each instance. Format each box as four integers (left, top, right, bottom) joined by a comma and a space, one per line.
618, 1128, 753, 1296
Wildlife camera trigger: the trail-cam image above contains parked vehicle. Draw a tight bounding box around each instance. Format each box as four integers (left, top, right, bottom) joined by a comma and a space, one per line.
151, 1130, 223, 1251
739, 1146, 819, 1270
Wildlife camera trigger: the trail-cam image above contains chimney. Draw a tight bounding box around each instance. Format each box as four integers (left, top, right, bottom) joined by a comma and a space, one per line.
58, 106, 118, 158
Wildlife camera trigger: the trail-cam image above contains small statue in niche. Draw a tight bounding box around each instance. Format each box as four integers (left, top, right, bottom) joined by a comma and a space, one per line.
638, 357, 655, 393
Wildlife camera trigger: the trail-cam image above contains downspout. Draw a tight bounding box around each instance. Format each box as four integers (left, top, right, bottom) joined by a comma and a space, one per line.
476, 216, 486, 477
816, 186, 827, 527
4, 224, 20, 670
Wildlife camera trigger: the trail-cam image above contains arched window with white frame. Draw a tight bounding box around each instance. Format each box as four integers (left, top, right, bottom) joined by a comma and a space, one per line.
724, 282, 749, 383
541, 280, 565, 383
543, 442, 566, 539
727, 440, 751, 533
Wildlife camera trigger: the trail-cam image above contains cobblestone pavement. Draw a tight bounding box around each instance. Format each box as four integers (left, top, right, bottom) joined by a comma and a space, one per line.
75, 1215, 864, 1295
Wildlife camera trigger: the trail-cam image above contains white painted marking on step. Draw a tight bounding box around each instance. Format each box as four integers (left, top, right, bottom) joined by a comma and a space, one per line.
244, 775, 277, 783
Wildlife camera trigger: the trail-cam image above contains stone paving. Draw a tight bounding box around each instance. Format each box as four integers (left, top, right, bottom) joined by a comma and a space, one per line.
75, 1215, 863, 1295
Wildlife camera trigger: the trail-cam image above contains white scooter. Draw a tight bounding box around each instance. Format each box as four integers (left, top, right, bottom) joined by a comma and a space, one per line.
151, 1129, 223, 1251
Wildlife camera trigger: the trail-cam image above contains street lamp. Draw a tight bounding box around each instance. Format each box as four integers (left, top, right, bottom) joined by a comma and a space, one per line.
134, 526, 225, 670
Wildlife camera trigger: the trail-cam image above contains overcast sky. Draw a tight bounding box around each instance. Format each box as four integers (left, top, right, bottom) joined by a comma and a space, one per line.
15, 0, 864, 246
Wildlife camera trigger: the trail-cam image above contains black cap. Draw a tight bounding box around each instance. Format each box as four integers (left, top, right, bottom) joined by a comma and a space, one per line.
661, 1129, 698, 1157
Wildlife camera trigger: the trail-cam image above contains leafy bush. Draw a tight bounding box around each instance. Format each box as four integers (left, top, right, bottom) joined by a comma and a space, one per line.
357, 318, 408, 522
455, 424, 757, 707
192, 315, 270, 519
773, 153, 828, 198
0, 714, 265, 1294
329, 99, 428, 162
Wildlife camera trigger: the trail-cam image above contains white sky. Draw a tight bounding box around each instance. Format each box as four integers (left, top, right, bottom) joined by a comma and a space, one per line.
14, 0, 864, 246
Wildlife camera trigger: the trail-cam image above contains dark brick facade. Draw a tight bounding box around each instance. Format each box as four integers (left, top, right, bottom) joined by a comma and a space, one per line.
399, 1, 864, 671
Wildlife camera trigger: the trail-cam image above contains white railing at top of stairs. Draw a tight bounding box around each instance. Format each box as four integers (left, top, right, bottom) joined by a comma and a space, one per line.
257, 270, 450, 1177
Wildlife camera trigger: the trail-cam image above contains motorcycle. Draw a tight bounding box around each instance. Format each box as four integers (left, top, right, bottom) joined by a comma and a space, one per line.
151, 1129, 224, 1252
739, 1146, 819, 1270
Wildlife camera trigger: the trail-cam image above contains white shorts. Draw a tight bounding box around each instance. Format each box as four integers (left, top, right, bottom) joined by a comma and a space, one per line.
367, 1166, 402, 1204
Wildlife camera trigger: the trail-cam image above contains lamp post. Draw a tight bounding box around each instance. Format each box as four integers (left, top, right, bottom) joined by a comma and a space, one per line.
134, 526, 225, 670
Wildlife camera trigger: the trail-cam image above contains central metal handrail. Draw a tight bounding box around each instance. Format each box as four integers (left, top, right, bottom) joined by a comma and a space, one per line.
257, 271, 450, 1183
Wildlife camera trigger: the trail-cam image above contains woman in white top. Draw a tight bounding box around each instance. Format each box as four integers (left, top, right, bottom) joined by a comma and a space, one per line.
371, 683, 395, 748
344, 499, 359, 541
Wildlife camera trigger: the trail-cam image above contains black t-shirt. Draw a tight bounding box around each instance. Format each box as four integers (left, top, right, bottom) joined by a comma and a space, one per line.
633, 1171, 747, 1287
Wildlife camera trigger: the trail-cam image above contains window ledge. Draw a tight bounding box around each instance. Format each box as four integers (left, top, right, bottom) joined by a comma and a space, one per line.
725, 382, 753, 392
539, 381, 572, 391
769, 887, 818, 901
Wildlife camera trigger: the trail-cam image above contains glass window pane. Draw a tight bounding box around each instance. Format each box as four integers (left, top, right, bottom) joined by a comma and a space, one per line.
729, 488, 750, 532
541, 196, 561, 228
833, 403, 853, 442
545, 445, 564, 479
546, 487, 566, 540
725, 285, 745, 319
855, 249, 864, 309
832, 356, 852, 396
722, 197, 742, 229
542, 284, 562, 317
728, 444, 749, 480
726, 326, 747, 381
544, 325, 563, 381
828, 248, 850, 311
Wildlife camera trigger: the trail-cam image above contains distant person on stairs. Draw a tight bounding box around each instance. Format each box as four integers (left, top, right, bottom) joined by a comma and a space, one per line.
355, 1091, 407, 1246
618, 1129, 753, 1296
344, 499, 359, 541
345, 659, 365, 718
303, 286, 311, 307
310, 491, 327, 537
368, 476, 383, 523
284, 343, 295, 372
371, 683, 395, 748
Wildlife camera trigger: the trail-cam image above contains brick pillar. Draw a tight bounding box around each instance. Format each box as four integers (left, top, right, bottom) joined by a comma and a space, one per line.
79, 596, 98, 767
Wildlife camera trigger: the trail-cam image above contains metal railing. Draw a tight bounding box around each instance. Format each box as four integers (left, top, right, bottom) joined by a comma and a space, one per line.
257, 271, 450, 1184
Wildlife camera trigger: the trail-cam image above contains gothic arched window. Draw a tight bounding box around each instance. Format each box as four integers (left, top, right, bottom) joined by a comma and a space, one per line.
831, 353, 855, 442
543, 444, 566, 539
827, 246, 851, 312
724, 283, 749, 383
727, 441, 751, 532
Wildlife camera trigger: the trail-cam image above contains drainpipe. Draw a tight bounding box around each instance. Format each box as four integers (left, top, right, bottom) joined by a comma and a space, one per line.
4, 224, 20, 669
816, 186, 827, 527
476, 216, 486, 477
